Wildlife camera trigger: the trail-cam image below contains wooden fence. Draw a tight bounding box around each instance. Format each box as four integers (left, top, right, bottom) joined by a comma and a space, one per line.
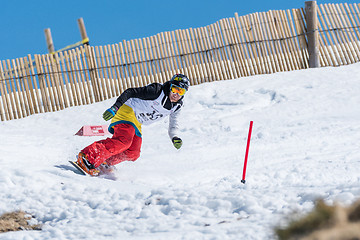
0, 2, 360, 121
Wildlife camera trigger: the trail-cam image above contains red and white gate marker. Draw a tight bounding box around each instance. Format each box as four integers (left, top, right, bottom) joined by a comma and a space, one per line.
75, 125, 110, 136
241, 121, 253, 184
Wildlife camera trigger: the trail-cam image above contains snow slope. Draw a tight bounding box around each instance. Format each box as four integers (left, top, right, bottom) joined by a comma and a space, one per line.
0, 63, 360, 240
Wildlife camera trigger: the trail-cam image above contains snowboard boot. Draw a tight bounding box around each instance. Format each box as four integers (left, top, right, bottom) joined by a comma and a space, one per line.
76, 152, 100, 176
98, 161, 116, 174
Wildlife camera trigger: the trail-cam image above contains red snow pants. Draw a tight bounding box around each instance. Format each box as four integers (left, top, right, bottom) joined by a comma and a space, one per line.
81, 123, 142, 168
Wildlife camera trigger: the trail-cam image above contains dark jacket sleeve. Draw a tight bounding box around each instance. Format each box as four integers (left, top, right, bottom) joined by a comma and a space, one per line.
112, 83, 163, 109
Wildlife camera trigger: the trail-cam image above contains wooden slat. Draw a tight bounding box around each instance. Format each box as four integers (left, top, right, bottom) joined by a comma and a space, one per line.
237, 14, 260, 74
147, 36, 162, 82
2, 60, 17, 119
276, 10, 297, 71
270, 10, 290, 72
83, 47, 97, 103
292, 8, 307, 69
187, 28, 201, 84
227, 17, 249, 77
273, 9, 290, 71
142, 37, 155, 83
293, 8, 309, 68
233, 13, 254, 76
7, 60, 22, 118
212, 22, 233, 80
135, 39, 150, 86
145, 37, 158, 82
27, 54, 44, 113
44, 54, 61, 111
174, 30, 188, 78
300, 8, 310, 67
156, 33, 170, 81
184, 28, 198, 82
195, 27, 215, 82
115, 43, 128, 91
164, 31, 177, 79
219, 19, 240, 78
0, 66, 7, 120
56, 52, 74, 107
171, 31, 183, 74
47, 55, 65, 110
152, 35, 166, 83
316, 22, 332, 67
220, 19, 239, 77
108, 44, 121, 95
281, 10, 299, 70
242, 14, 261, 74
328, 4, 356, 63
317, 5, 342, 66
52, 54, 68, 109
320, 4, 350, 65
34, 55, 50, 112
55, 55, 68, 108
130, 39, 145, 87
70, 49, 87, 104
123, 40, 136, 87
252, 13, 271, 74
62, 51, 79, 106
93, 46, 104, 99
334, 3, 359, 62
19, 57, 37, 114
94, 46, 106, 100
4, 60, 20, 119
206, 25, 225, 80
39, 55, 55, 112
97, 46, 111, 99
285, 9, 304, 69
111, 43, 125, 93
203, 26, 222, 80
0, 61, 11, 120
174, 30, 186, 78
259, 11, 279, 73
190, 27, 209, 82
119, 41, 133, 88
11, 58, 27, 117
348, 4, 360, 39
344, 3, 360, 58
287, 9, 306, 69
179, 29, 196, 82
78, 45, 92, 104
103, 45, 116, 97
67, 50, 84, 105
164, 32, 178, 76
337, 4, 360, 61
128, 40, 140, 87
135, 38, 151, 86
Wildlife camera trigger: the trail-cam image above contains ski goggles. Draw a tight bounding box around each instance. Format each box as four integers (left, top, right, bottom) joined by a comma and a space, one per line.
170, 84, 187, 96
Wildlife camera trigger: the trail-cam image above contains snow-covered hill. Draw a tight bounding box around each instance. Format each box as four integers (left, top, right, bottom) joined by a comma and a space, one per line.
1, 63, 360, 240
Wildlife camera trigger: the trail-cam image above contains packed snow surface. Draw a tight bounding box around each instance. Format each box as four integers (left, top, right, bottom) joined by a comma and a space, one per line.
1, 63, 360, 240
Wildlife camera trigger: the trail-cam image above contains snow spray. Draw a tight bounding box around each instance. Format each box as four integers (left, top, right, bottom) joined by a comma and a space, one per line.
241, 121, 253, 184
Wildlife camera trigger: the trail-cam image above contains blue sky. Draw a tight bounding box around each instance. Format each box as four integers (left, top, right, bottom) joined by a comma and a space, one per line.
1, 0, 358, 60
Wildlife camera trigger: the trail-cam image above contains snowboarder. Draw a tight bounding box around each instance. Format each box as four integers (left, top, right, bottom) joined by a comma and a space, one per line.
76, 73, 190, 176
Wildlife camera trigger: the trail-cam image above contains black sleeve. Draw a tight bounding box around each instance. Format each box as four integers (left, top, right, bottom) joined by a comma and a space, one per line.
112, 83, 163, 108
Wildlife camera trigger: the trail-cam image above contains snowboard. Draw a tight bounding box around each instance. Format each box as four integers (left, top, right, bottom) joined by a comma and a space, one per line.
69, 160, 88, 176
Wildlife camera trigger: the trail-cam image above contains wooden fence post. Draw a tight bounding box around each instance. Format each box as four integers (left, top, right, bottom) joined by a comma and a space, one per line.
77, 18, 89, 45
44, 28, 55, 54
305, 1, 320, 68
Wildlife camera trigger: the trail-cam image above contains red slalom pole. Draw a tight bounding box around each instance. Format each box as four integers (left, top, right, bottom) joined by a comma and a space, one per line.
241, 121, 253, 184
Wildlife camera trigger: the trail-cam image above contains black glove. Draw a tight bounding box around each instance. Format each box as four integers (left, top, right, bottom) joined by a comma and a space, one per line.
172, 137, 182, 149
103, 106, 118, 121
